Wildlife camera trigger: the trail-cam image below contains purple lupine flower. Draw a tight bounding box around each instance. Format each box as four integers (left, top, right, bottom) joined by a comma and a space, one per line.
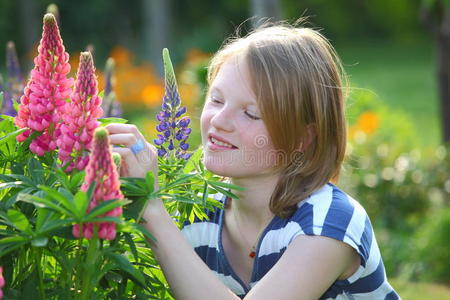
101, 58, 122, 118
1, 41, 24, 117
153, 48, 191, 160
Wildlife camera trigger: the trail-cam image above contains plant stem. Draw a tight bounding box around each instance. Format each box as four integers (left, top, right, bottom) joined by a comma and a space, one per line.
34, 249, 46, 300
80, 237, 99, 300
74, 237, 84, 299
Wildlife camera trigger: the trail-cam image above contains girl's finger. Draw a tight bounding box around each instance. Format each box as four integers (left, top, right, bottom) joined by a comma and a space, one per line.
112, 146, 139, 176
106, 124, 144, 138
109, 133, 138, 147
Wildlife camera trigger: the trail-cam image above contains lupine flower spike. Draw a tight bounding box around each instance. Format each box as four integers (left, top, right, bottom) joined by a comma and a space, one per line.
101, 58, 122, 117
0, 266, 4, 299
15, 13, 74, 156
1, 41, 24, 116
46, 3, 60, 27
72, 127, 123, 240
57, 51, 102, 172
154, 48, 191, 159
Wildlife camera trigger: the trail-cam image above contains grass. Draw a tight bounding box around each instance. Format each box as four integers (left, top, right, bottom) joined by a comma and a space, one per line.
391, 278, 450, 299
337, 39, 441, 148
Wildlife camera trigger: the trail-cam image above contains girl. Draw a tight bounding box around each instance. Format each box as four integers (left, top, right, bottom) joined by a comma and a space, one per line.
107, 23, 400, 299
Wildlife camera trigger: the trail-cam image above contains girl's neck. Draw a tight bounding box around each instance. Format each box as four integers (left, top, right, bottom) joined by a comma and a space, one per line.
229, 173, 279, 230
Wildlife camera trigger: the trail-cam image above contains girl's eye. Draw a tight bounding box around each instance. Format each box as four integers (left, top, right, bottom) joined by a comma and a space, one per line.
210, 98, 222, 104
245, 111, 261, 120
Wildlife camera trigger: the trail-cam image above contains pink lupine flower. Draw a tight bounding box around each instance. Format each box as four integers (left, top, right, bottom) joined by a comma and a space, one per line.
72, 127, 123, 240
57, 51, 102, 172
15, 13, 73, 156
0, 266, 4, 299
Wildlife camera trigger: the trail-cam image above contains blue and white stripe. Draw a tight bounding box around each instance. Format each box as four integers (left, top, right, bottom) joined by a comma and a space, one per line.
181, 183, 400, 299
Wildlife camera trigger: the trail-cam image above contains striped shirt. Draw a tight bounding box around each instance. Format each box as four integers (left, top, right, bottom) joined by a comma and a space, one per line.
181, 183, 400, 299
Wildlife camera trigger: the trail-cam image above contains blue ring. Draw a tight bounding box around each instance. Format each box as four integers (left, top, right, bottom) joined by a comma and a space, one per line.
130, 139, 145, 155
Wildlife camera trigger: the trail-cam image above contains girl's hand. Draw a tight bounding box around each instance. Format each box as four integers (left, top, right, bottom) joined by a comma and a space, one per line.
105, 123, 158, 185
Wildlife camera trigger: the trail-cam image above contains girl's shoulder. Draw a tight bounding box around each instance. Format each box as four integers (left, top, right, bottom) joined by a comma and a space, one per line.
288, 183, 374, 265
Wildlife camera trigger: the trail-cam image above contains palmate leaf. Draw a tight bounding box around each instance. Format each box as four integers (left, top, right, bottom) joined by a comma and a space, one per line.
38, 185, 76, 214
104, 252, 146, 286
182, 146, 203, 174
17, 193, 71, 217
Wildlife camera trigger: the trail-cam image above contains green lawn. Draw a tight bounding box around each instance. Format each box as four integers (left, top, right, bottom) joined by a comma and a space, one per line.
391, 278, 450, 300
337, 40, 441, 148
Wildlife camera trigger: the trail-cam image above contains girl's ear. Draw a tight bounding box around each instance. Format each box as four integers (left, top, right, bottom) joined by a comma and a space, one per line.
299, 124, 316, 152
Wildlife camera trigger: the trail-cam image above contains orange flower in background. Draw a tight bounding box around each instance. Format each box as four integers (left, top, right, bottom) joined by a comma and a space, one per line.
358, 111, 379, 135
348, 111, 380, 140
185, 48, 210, 64
110, 45, 133, 66
141, 84, 164, 107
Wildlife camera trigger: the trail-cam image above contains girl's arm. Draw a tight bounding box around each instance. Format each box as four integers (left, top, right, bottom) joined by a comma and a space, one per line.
143, 200, 241, 300
143, 199, 359, 300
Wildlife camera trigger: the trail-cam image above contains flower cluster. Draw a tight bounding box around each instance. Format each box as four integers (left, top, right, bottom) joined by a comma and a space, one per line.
0, 41, 24, 117
101, 58, 122, 117
15, 13, 73, 156
72, 127, 123, 240
56, 51, 102, 172
154, 49, 191, 159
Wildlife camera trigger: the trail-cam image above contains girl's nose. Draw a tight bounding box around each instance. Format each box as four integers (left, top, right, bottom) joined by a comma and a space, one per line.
210, 107, 235, 132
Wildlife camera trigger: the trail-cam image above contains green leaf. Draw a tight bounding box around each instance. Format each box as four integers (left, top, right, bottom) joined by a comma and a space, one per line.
7, 209, 31, 233
28, 158, 45, 185
86, 181, 97, 202
31, 236, 48, 247
124, 232, 139, 261
207, 180, 245, 191
106, 252, 145, 285
17, 193, 70, 216
145, 172, 155, 194
160, 174, 196, 191
97, 118, 128, 126
84, 199, 130, 221
74, 190, 89, 218
0, 128, 26, 146
202, 181, 209, 206
36, 207, 53, 232
133, 223, 157, 242
208, 185, 239, 200
0, 114, 14, 122
0, 235, 28, 245
0, 174, 34, 186
0, 181, 26, 190
183, 146, 203, 174
39, 219, 73, 235
69, 171, 85, 190
39, 185, 76, 213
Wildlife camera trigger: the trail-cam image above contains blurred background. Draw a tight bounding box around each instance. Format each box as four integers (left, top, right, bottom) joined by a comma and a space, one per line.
0, 0, 449, 297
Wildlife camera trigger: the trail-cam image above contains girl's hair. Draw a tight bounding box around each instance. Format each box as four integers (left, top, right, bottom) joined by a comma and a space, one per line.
207, 22, 348, 219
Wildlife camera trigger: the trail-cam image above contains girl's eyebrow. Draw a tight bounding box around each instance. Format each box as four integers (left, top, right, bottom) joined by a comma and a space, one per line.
209, 86, 258, 106
209, 86, 223, 96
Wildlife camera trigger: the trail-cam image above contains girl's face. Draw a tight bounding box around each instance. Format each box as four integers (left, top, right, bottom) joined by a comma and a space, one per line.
200, 56, 279, 178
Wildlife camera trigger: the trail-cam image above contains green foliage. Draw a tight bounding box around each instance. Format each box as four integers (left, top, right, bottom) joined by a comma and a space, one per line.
413, 207, 450, 283
340, 89, 450, 282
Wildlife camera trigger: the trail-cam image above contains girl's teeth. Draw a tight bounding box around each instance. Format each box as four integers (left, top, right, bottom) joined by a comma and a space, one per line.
211, 137, 233, 148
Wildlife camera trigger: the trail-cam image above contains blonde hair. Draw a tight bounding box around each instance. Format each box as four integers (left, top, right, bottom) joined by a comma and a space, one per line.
207, 22, 348, 218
